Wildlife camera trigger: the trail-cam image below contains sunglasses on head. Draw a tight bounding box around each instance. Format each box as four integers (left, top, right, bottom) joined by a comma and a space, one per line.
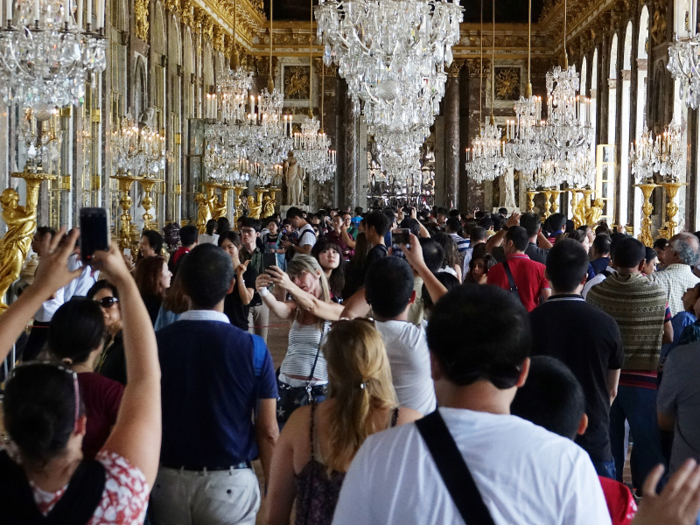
96, 296, 119, 308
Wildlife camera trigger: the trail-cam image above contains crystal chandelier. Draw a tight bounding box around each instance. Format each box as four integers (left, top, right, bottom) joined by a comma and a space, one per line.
296, 0, 336, 183
668, 23, 700, 109
315, 0, 462, 133
247, 0, 292, 183
0, 0, 107, 109
505, 0, 544, 177
375, 128, 427, 191
466, 0, 509, 183
631, 125, 684, 182
539, 0, 593, 167
112, 113, 165, 178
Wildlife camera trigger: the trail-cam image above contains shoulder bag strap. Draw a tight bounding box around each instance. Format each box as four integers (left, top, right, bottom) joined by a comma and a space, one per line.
416, 411, 496, 525
304, 322, 328, 401
503, 261, 522, 305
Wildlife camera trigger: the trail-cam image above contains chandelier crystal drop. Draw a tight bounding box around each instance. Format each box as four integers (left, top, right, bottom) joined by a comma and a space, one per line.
0, 0, 107, 109
315, 0, 463, 132
668, 34, 700, 109
112, 114, 165, 178
244, 87, 294, 174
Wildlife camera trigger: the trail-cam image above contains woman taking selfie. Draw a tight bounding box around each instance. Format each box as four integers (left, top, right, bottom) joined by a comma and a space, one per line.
0, 229, 161, 524
265, 319, 421, 525
256, 255, 344, 426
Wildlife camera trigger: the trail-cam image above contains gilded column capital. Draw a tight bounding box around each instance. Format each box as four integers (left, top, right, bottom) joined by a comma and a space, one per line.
193, 7, 206, 33
165, 0, 180, 16
447, 59, 465, 78
135, 0, 150, 41
651, 0, 667, 46
202, 15, 214, 40
465, 58, 481, 77
181, 0, 193, 27
213, 25, 226, 52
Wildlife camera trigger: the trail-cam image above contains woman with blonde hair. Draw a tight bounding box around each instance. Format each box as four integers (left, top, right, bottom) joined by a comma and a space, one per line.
265, 319, 421, 525
257, 255, 344, 425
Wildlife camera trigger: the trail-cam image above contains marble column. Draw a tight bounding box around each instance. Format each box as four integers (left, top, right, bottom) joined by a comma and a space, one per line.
339, 79, 362, 211
443, 61, 462, 209
465, 59, 486, 212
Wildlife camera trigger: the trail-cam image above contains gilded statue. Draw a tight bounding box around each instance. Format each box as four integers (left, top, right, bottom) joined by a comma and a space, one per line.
134, 0, 149, 41
0, 189, 37, 310
284, 151, 304, 205
210, 190, 228, 221
262, 193, 275, 218
195, 192, 212, 234
586, 198, 605, 226
572, 193, 587, 229
247, 195, 262, 220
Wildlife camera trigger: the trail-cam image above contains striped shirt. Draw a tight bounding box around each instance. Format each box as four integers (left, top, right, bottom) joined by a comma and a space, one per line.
586, 274, 667, 371
280, 320, 330, 381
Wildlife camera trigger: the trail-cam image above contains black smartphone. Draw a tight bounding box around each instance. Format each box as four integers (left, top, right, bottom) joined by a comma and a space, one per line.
263, 252, 277, 270
79, 207, 109, 265
392, 228, 411, 248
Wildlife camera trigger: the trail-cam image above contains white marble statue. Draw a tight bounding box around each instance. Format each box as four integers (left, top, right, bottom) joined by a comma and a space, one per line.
284, 151, 304, 205
500, 168, 517, 210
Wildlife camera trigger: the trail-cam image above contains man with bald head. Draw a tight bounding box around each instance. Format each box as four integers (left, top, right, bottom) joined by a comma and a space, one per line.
650, 232, 700, 316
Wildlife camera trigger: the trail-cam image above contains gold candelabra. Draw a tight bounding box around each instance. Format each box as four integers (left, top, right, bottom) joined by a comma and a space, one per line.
526, 190, 538, 213
110, 172, 143, 250
0, 171, 56, 311
232, 184, 247, 227
138, 178, 162, 232
548, 188, 563, 215
635, 182, 658, 247
541, 189, 553, 219
657, 180, 688, 239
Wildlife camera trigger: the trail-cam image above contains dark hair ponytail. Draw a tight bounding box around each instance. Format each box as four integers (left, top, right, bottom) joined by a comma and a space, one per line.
4, 364, 79, 466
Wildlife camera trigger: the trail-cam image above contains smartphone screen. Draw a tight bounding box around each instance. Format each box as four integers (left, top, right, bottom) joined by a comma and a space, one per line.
79, 208, 109, 265
263, 252, 277, 270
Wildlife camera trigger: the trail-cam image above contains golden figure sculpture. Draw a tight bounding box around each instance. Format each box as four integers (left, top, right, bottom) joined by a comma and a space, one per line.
209, 185, 228, 221
571, 190, 587, 228
247, 195, 262, 220
195, 192, 212, 234
233, 185, 246, 226
636, 182, 658, 247
262, 193, 275, 218
657, 181, 688, 239
0, 189, 37, 311
284, 66, 310, 100
586, 198, 605, 226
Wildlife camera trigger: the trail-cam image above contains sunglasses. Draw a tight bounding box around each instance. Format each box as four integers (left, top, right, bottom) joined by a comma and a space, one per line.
8, 362, 80, 433
96, 296, 119, 308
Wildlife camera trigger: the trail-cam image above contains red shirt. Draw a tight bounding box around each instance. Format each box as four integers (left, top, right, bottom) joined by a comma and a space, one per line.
599, 476, 637, 525
172, 246, 190, 265
78, 372, 124, 459
487, 254, 549, 312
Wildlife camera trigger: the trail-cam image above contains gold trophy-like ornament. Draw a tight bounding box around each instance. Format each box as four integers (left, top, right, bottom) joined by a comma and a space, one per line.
525, 189, 538, 213
657, 179, 688, 239
635, 181, 658, 247
110, 172, 143, 250
232, 184, 246, 226
138, 177, 163, 232
0, 171, 56, 311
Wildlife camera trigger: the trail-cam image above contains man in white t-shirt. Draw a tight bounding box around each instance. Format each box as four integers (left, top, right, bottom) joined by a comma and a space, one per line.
332, 285, 611, 525
344, 256, 437, 415
283, 207, 316, 259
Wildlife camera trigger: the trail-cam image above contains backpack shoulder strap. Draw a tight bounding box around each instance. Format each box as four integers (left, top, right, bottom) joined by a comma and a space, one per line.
0, 450, 106, 525
415, 411, 496, 525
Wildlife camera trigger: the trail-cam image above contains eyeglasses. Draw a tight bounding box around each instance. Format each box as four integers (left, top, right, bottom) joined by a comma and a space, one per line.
240, 228, 256, 235
7, 362, 80, 433
96, 296, 119, 309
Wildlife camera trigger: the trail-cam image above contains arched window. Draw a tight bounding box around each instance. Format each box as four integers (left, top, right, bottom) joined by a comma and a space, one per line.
634, 6, 650, 233
591, 49, 598, 159
619, 22, 633, 228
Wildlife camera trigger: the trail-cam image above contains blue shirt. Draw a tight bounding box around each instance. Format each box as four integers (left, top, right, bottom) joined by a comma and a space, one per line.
591, 257, 611, 276
156, 310, 277, 468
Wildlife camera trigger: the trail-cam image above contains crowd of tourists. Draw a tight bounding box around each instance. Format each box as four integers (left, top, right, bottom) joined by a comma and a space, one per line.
3, 205, 700, 524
